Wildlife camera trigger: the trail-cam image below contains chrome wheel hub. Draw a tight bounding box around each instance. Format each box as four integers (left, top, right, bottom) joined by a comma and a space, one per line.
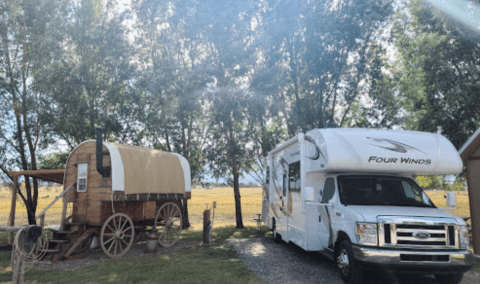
337, 249, 350, 276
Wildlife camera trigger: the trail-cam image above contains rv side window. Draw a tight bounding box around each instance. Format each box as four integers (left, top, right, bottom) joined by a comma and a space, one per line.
77, 163, 88, 192
266, 167, 270, 184
321, 178, 335, 203
288, 161, 300, 192
283, 173, 287, 196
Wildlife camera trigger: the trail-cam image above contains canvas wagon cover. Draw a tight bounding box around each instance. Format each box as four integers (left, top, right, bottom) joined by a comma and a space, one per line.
110, 143, 187, 194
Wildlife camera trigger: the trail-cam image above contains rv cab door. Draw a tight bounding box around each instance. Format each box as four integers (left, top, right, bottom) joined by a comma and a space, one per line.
318, 177, 336, 250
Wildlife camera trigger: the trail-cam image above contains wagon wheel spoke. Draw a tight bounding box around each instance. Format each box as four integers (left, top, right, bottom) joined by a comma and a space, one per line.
107, 239, 116, 254
119, 217, 128, 232
119, 238, 129, 247
103, 236, 116, 246
107, 224, 115, 233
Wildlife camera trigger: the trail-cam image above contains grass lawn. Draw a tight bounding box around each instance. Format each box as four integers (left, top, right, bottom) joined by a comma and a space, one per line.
0, 226, 266, 284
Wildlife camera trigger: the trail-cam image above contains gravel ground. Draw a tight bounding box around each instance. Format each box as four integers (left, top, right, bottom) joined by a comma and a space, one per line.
226, 237, 480, 284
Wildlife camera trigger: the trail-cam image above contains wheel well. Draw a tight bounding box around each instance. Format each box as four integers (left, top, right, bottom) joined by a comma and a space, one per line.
334, 231, 351, 256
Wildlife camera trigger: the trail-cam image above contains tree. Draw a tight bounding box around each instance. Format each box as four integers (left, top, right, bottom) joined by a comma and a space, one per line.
192, 0, 259, 228
131, 0, 210, 184
303, 0, 394, 130
392, 0, 480, 148
38, 152, 69, 170
206, 89, 256, 229
39, 0, 134, 147
416, 176, 441, 190
0, 0, 65, 224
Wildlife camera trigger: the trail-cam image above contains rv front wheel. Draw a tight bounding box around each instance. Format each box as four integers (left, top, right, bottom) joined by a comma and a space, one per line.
336, 240, 362, 284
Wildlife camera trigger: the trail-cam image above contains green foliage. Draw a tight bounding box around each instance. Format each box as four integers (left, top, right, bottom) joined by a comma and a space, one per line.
416, 176, 441, 190
392, 0, 480, 148
38, 152, 69, 170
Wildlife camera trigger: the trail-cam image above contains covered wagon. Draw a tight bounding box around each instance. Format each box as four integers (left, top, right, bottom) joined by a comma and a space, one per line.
51, 129, 191, 259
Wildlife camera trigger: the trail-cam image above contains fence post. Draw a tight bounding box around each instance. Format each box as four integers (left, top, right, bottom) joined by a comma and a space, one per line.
203, 209, 211, 244
8, 176, 18, 245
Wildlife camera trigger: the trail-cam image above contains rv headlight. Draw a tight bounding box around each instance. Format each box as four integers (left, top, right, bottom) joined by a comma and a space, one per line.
459, 226, 469, 250
355, 223, 378, 246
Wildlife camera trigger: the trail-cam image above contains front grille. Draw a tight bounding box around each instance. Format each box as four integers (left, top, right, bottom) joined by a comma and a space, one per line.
378, 217, 458, 249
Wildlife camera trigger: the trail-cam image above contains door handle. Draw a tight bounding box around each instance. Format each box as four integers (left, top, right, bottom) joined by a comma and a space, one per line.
335, 212, 343, 217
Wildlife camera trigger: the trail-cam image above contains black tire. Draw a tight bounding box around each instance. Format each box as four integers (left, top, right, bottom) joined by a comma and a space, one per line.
434, 273, 463, 284
272, 218, 282, 243
335, 240, 363, 284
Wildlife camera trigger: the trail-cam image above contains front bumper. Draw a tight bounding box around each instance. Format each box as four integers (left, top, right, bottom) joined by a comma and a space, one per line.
352, 245, 473, 273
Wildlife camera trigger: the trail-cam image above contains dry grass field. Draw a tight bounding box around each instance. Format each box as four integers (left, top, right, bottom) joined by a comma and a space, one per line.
0, 186, 472, 229
0, 186, 263, 229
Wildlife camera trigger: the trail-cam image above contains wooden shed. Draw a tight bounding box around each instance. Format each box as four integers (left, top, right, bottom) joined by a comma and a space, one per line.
459, 126, 480, 254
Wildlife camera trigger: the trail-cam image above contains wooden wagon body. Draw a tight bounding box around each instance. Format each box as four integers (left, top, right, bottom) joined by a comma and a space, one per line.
50, 132, 191, 259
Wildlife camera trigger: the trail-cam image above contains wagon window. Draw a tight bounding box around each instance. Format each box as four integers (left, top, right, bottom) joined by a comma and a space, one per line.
77, 163, 88, 192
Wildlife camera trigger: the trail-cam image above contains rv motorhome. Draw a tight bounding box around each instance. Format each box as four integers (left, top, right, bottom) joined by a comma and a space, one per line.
262, 128, 472, 284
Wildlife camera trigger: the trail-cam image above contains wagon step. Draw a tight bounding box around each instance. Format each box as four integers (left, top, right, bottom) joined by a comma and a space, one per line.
49, 228, 78, 234
42, 249, 61, 253
49, 239, 69, 244
66, 222, 87, 225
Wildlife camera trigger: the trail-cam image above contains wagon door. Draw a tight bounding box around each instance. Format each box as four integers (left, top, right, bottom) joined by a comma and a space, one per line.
73, 155, 91, 223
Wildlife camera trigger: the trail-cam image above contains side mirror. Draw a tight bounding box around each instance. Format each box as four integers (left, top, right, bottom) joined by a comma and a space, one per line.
446, 191, 457, 208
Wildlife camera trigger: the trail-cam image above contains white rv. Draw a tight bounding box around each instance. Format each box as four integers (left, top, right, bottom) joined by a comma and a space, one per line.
262, 128, 472, 284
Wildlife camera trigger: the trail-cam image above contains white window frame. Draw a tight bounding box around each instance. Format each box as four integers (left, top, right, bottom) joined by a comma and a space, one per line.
77, 163, 88, 192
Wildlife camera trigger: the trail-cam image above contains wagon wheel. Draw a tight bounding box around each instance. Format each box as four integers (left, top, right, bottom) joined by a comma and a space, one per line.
154, 202, 183, 248
100, 213, 135, 258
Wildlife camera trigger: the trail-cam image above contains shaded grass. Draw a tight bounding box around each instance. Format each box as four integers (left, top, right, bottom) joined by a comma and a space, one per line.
0, 226, 265, 284
0, 232, 8, 244
0, 247, 261, 284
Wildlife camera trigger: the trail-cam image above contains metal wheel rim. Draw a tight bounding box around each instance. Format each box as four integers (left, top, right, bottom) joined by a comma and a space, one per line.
154, 202, 182, 248
100, 213, 135, 259
337, 248, 350, 277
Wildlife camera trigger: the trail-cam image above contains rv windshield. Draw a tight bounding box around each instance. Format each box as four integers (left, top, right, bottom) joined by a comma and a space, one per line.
337, 176, 435, 208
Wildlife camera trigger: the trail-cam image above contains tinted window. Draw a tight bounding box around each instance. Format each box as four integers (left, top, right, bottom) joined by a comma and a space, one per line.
337, 176, 434, 207
266, 166, 270, 184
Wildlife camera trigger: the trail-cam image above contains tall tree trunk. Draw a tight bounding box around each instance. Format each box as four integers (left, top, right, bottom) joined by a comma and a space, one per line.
21, 9, 37, 225
233, 166, 244, 229
165, 128, 172, 152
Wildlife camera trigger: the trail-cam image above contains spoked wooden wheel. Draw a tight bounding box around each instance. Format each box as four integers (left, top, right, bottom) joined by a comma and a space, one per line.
100, 213, 135, 258
154, 202, 183, 248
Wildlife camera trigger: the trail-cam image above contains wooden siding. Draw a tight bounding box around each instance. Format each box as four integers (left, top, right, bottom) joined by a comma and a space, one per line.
64, 142, 112, 225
